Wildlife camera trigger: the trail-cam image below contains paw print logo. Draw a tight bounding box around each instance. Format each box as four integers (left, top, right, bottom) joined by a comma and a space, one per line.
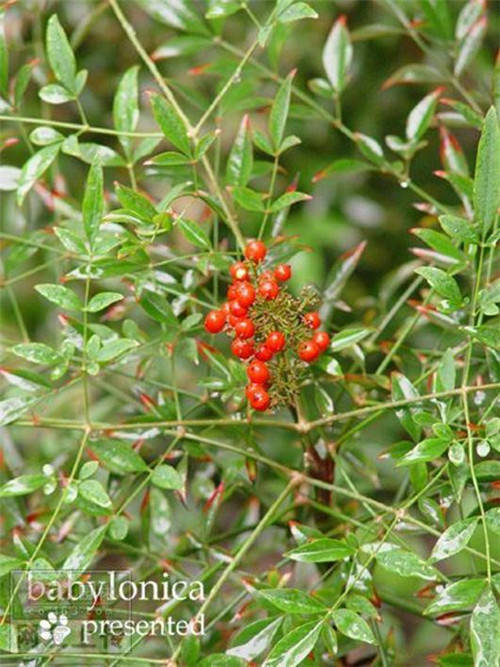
38, 612, 71, 645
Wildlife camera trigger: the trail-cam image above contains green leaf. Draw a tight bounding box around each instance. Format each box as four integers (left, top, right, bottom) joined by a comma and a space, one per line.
96, 338, 137, 362
79, 461, 98, 480
398, 438, 449, 465
53, 227, 86, 254
61, 525, 107, 577
89, 439, 148, 474
151, 464, 183, 490
478, 281, 500, 316
35, 283, 82, 311
140, 291, 176, 324
62, 137, 124, 167
227, 617, 283, 660
382, 63, 444, 89
435, 348, 456, 392
46, 14, 77, 92
424, 578, 487, 616
115, 183, 156, 222
332, 609, 376, 645
232, 185, 265, 212
35, 283, 83, 311
262, 620, 322, 667
269, 69, 294, 150
470, 588, 500, 667
108, 515, 129, 541
113, 65, 139, 157
429, 518, 478, 562
206, 0, 242, 20
330, 327, 370, 351
278, 2, 318, 23
12, 342, 62, 366
0, 474, 47, 498
354, 132, 385, 165
406, 88, 441, 142
473, 107, 500, 234
270, 191, 311, 212
0, 165, 20, 191
29, 126, 64, 146
412, 228, 466, 264
439, 214, 479, 244
456, 0, 485, 40
416, 267, 462, 305
151, 93, 190, 156
376, 547, 439, 580
322, 15, 352, 93
86, 292, 124, 313
454, 16, 486, 77
152, 35, 212, 60
16, 143, 60, 205
253, 129, 274, 155
258, 588, 326, 615
419, 0, 452, 39
0, 554, 25, 578
14, 61, 36, 108
150, 487, 172, 539
321, 241, 366, 310
466, 325, 500, 349
285, 538, 354, 563
0, 397, 37, 426
486, 507, 500, 535
135, 0, 209, 35
195, 132, 216, 159
83, 161, 104, 245
179, 218, 211, 249
313, 158, 371, 182
146, 151, 192, 167
226, 114, 253, 186
39, 83, 74, 104
79, 479, 112, 508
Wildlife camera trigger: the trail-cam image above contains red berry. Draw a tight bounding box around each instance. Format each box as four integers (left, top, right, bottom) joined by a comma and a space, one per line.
255, 344, 274, 361
274, 263, 292, 282
244, 240, 267, 263
234, 318, 255, 339
229, 300, 248, 318
259, 280, 279, 300
247, 360, 270, 384
313, 331, 330, 352
245, 383, 262, 400
235, 281, 256, 308
298, 340, 320, 363
259, 270, 274, 283
231, 338, 254, 359
221, 301, 231, 317
230, 261, 249, 281
204, 309, 225, 334
303, 312, 321, 329
228, 314, 243, 328
248, 386, 270, 411
227, 283, 239, 301
266, 331, 286, 352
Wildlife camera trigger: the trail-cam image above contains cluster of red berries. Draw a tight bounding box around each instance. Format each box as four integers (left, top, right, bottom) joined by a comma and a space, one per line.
204, 240, 330, 412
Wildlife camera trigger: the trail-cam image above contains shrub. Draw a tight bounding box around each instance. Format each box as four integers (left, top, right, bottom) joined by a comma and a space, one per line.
0, 1, 499, 665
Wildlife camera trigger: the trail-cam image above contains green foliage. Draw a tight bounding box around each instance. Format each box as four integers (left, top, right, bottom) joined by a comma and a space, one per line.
0, 0, 498, 664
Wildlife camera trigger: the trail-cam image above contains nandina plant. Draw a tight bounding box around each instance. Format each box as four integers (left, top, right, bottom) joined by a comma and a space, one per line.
0, 1, 499, 665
